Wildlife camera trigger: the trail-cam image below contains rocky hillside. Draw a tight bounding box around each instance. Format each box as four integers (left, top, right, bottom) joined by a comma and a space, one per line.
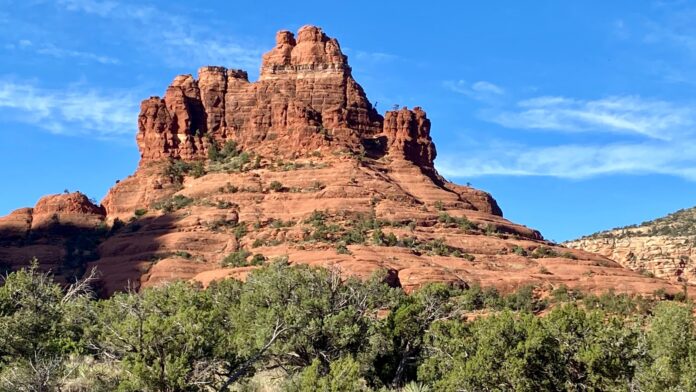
0, 25, 684, 296
566, 207, 696, 285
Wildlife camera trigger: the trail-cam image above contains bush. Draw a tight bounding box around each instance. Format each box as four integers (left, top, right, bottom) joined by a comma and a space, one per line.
234, 223, 248, 239
1, 262, 696, 390
152, 194, 194, 213
336, 242, 351, 255
207, 140, 253, 173
162, 159, 205, 184
530, 246, 559, 258
437, 212, 473, 230
189, 161, 206, 178
269, 181, 284, 192
221, 250, 252, 267
511, 245, 528, 256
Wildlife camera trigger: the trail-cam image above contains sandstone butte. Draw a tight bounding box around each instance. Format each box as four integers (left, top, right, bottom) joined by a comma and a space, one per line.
0, 26, 687, 297
566, 206, 696, 286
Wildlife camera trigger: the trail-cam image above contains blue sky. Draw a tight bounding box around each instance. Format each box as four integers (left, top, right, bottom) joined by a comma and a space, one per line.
1, 0, 696, 242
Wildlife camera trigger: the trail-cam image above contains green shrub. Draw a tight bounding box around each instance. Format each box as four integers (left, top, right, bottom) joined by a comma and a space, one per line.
305, 210, 327, 226
219, 183, 239, 193
189, 161, 206, 178
270, 219, 295, 229
309, 181, 325, 191
438, 212, 474, 230
162, 158, 193, 185
0, 262, 694, 391
511, 245, 528, 256
530, 246, 559, 258
336, 242, 351, 255
233, 223, 248, 239
249, 254, 266, 266
216, 200, 234, 209
152, 194, 194, 213
221, 249, 252, 267
269, 181, 284, 192
174, 251, 192, 259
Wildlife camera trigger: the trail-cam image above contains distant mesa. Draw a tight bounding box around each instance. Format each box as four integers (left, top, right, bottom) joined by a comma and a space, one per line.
566, 206, 696, 286
0, 25, 687, 298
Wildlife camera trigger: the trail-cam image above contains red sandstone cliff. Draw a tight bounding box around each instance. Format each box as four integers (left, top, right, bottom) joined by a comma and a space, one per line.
0, 26, 686, 297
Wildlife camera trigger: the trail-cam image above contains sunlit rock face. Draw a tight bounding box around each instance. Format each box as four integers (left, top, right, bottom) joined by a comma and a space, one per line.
1, 26, 687, 299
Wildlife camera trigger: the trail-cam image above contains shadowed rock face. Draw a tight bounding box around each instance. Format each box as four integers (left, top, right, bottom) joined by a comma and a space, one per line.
0, 26, 688, 297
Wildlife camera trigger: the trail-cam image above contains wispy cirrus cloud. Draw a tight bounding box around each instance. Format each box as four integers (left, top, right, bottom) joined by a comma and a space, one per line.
55, 0, 264, 70
349, 49, 399, 63
440, 75, 696, 180
0, 80, 138, 138
488, 95, 696, 141
444, 80, 505, 102
56, 0, 117, 16
437, 140, 696, 180
7, 39, 119, 64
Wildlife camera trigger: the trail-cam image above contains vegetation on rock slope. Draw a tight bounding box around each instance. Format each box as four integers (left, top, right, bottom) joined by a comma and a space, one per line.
577, 206, 696, 240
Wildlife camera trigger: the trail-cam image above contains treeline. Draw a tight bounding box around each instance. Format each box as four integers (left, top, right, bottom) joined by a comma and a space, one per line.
0, 261, 695, 391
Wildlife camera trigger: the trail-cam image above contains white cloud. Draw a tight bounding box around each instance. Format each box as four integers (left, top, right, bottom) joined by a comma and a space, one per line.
350, 50, 399, 63
10, 40, 119, 64
437, 140, 696, 180
55, 0, 263, 70
438, 78, 696, 180
489, 95, 696, 141
444, 80, 505, 102
0, 81, 138, 138
56, 0, 117, 17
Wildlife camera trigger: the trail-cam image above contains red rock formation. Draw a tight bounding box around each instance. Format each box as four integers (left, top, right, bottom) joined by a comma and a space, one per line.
135, 25, 382, 163
0, 208, 33, 242
31, 192, 105, 230
1, 25, 688, 298
0, 192, 105, 275
383, 107, 436, 168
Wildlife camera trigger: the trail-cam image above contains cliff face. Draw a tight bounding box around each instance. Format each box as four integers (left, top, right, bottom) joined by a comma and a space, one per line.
135, 26, 385, 164
566, 207, 696, 284
0, 26, 686, 297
